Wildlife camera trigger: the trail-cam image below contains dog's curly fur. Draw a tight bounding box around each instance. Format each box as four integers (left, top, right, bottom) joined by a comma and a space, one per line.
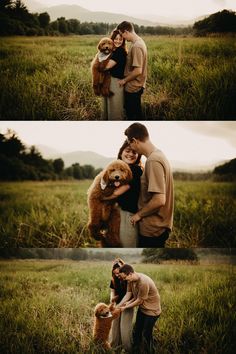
87, 160, 132, 247
91, 37, 114, 97
93, 302, 121, 350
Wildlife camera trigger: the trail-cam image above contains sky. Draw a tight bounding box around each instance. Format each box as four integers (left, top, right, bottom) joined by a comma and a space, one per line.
29, 0, 236, 20
0, 121, 235, 169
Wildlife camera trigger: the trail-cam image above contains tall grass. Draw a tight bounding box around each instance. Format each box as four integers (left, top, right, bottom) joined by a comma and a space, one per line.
0, 260, 235, 353
0, 180, 235, 248
0, 35, 235, 120
0, 180, 95, 248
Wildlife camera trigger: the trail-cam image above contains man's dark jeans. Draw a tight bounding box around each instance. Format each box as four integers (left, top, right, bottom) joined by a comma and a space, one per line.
124, 88, 144, 120
138, 229, 170, 248
133, 309, 160, 354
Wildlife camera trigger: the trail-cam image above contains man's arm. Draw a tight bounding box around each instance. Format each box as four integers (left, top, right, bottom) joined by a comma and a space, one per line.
118, 67, 142, 87
117, 291, 132, 307
123, 297, 143, 309
130, 192, 166, 225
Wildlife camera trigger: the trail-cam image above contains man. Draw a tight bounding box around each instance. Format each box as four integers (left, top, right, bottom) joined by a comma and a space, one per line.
124, 122, 174, 247
116, 21, 147, 120
118, 264, 161, 353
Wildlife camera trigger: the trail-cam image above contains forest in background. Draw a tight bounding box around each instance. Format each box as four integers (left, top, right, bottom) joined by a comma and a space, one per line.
0, 1, 236, 36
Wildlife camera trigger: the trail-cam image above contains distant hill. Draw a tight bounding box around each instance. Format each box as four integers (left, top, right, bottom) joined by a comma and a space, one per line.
36, 147, 114, 169
24, 1, 225, 27
35, 145, 228, 172
36, 4, 160, 26
24, 1, 196, 27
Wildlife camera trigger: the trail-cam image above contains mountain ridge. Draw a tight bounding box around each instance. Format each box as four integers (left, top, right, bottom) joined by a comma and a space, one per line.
24, 1, 199, 26
36, 145, 228, 173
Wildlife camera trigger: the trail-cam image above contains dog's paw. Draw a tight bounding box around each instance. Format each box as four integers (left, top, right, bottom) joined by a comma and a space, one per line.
100, 228, 108, 237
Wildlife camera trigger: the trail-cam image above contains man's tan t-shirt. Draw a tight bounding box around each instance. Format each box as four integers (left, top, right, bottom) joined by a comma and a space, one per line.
138, 149, 174, 237
127, 273, 161, 316
124, 37, 147, 93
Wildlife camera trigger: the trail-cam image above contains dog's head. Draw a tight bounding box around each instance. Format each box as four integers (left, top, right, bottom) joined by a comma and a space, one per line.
97, 37, 114, 55
94, 303, 112, 318
101, 160, 133, 190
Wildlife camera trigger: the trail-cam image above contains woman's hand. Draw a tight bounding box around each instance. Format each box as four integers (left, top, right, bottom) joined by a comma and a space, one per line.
118, 78, 126, 87
111, 295, 119, 303
130, 213, 142, 226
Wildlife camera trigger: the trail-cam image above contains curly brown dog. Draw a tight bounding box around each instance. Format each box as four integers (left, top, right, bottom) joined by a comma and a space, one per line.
87, 160, 132, 247
93, 302, 121, 350
91, 37, 114, 97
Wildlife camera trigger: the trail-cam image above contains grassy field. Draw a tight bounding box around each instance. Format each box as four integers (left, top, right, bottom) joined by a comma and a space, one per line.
0, 180, 235, 248
0, 35, 235, 120
0, 260, 235, 353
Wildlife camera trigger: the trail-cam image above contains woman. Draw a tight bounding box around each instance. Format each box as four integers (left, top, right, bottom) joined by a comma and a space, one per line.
109, 258, 133, 351
102, 29, 127, 120
103, 140, 143, 247
117, 140, 143, 247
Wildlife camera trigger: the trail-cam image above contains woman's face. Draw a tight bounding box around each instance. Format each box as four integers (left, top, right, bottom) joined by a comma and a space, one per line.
113, 268, 120, 278
121, 146, 138, 165
113, 34, 123, 48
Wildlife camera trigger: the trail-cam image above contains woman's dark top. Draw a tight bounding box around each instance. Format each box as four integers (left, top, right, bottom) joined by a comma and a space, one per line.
118, 164, 143, 214
110, 46, 127, 79
110, 276, 127, 303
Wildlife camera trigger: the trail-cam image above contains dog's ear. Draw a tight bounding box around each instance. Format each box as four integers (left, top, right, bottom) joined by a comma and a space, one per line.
100, 169, 109, 189
97, 40, 103, 51
94, 305, 102, 317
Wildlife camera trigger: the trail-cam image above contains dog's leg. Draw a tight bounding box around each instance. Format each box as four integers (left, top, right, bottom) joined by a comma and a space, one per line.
101, 73, 113, 97
103, 206, 121, 247
87, 221, 103, 241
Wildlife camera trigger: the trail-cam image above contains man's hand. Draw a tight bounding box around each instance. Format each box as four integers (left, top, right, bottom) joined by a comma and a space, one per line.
119, 306, 126, 312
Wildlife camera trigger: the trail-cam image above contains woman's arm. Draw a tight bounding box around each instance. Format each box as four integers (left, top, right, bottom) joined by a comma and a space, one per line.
110, 289, 117, 303
102, 184, 130, 200
105, 59, 117, 70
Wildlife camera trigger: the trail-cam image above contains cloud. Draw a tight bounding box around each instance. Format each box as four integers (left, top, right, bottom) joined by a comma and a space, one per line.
182, 122, 236, 148
213, 0, 226, 5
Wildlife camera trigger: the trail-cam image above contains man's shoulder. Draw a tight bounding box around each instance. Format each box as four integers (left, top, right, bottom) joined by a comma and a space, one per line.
137, 272, 151, 282
132, 38, 147, 50
147, 149, 169, 165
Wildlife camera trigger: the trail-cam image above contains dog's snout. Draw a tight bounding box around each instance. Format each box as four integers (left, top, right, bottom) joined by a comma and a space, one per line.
115, 175, 120, 180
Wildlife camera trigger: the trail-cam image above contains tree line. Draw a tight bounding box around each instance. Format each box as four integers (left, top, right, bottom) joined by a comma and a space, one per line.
1, 130, 235, 181
0, 248, 234, 262
193, 9, 236, 36
1, 1, 235, 37
0, 130, 102, 181
0, 248, 198, 262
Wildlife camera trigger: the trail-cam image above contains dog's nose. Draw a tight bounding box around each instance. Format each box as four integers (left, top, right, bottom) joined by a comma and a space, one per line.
115, 175, 120, 180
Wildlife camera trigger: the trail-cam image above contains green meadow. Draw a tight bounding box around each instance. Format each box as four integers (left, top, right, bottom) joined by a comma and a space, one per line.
0, 260, 235, 353
0, 180, 235, 248
0, 35, 235, 120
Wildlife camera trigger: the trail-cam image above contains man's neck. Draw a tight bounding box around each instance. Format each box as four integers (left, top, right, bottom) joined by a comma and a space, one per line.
130, 32, 140, 43
142, 141, 157, 157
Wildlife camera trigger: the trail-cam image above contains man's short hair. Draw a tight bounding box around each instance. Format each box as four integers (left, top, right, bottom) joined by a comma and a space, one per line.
119, 264, 134, 275
125, 123, 149, 142
117, 21, 134, 33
